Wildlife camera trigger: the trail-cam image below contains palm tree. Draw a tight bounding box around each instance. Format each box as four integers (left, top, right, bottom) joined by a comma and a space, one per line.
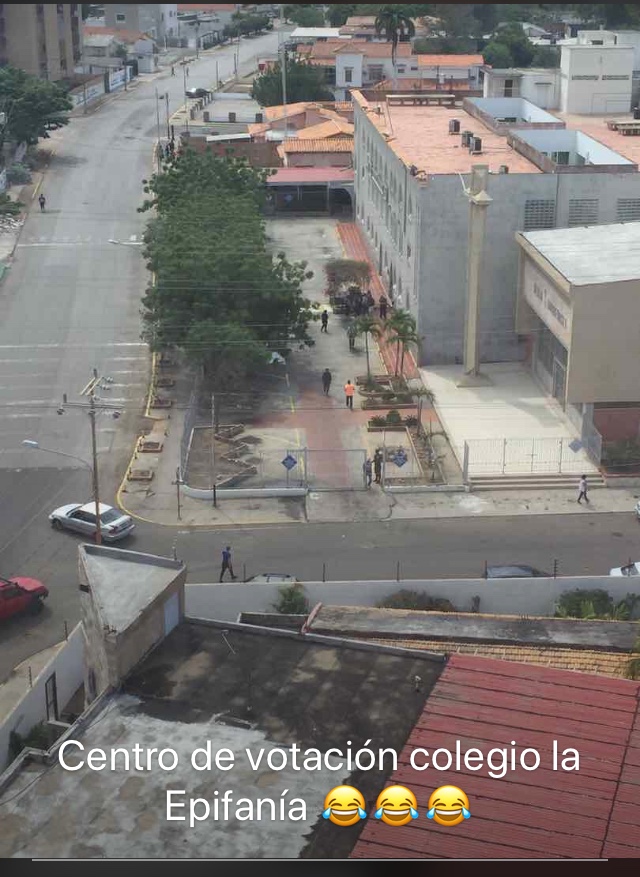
374, 6, 416, 90
355, 314, 383, 381
386, 310, 417, 376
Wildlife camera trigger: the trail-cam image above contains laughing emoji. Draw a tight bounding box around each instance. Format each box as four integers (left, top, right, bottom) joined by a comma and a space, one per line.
426, 785, 471, 827
322, 786, 367, 826
374, 785, 419, 827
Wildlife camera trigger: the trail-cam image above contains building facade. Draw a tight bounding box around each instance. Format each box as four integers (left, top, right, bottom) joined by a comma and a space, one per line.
0, 3, 81, 80
352, 91, 640, 368
105, 4, 177, 41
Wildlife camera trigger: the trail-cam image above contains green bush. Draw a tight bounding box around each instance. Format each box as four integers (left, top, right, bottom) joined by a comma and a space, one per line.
6, 163, 32, 184
376, 589, 456, 612
555, 588, 639, 619
272, 583, 309, 614
369, 415, 387, 427
0, 193, 22, 215
403, 415, 418, 427
602, 439, 640, 470
386, 409, 402, 425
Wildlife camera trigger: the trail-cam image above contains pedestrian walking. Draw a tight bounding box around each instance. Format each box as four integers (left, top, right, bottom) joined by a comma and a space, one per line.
379, 294, 388, 320
363, 457, 373, 488
373, 450, 383, 484
577, 474, 589, 504
347, 323, 357, 352
365, 290, 375, 314
186, 65, 190, 76
344, 379, 355, 409
165, 143, 172, 159
321, 368, 332, 396
220, 545, 237, 581
320, 309, 329, 333
38, 193, 46, 212
171, 65, 175, 76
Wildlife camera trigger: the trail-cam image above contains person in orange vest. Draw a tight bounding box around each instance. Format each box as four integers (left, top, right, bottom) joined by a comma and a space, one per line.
344, 379, 355, 409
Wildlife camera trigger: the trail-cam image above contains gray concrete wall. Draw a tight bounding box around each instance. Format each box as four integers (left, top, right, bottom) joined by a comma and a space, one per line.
185, 576, 640, 623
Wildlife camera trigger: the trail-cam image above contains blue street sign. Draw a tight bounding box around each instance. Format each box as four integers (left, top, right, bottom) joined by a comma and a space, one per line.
394, 449, 408, 468
568, 439, 583, 453
282, 454, 297, 471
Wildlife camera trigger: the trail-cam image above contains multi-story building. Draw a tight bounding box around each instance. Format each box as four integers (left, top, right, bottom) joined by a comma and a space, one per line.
352, 90, 640, 368
0, 3, 82, 80
105, 4, 178, 42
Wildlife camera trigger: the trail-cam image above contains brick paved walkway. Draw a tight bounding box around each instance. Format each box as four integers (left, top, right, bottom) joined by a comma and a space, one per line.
337, 221, 420, 380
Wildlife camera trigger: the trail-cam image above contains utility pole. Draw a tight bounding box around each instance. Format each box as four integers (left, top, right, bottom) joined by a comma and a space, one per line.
88, 391, 102, 545
216, 60, 219, 90
154, 86, 162, 144
460, 164, 492, 384
183, 62, 189, 132
211, 393, 217, 507
164, 92, 170, 139
280, 42, 288, 139
175, 467, 182, 520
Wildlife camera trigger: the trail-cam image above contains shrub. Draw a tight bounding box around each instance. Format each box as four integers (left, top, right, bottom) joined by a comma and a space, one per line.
376, 589, 456, 612
555, 588, 639, 619
386, 409, 402, 425
272, 583, 309, 614
0, 194, 22, 215
403, 415, 418, 427
6, 163, 32, 184
369, 415, 387, 427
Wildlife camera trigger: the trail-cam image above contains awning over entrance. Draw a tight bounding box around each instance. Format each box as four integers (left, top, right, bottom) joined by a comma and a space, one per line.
265, 167, 354, 215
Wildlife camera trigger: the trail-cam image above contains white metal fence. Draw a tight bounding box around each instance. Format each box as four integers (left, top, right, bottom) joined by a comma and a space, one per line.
462, 436, 600, 477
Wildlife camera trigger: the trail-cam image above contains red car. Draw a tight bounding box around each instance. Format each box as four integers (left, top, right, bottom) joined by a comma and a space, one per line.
0, 575, 48, 620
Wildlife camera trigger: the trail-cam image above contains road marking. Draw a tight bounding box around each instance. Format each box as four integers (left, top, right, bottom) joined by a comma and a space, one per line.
109, 239, 143, 246
17, 242, 97, 248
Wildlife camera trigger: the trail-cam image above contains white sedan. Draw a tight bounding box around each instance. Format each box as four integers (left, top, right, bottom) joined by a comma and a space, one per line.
610, 562, 640, 576
49, 502, 135, 542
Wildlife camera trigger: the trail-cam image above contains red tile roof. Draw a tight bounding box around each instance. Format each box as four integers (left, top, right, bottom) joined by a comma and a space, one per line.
83, 25, 152, 43
279, 138, 353, 153
177, 4, 236, 11
350, 654, 640, 859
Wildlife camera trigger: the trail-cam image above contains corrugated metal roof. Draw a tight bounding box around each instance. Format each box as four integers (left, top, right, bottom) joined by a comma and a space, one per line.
350, 653, 640, 859
417, 54, 485, 67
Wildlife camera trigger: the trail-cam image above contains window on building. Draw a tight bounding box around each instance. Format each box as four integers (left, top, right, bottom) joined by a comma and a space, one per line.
368, 65, 384, 82
568, 199, 599, 226
617, 198, 640, 222
523, 199, 556, 230
503, 78, 514, 97
344, 66, 353, 83
116, 12, 126, 22
45, 673, 59, 721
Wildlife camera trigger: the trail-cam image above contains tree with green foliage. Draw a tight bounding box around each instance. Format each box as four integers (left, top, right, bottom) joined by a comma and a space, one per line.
283, 4, 325, 27
483, 22, 535, 68
567, 3, 640, 28
482, 40, 514, 68
531, 46, 560, 68
138, 148, 314, 385
251, 55, 333, 106
374, 5, 416, 88
386, 310, 418, 376
326, 4, 356, 26
0, 67, 72, 152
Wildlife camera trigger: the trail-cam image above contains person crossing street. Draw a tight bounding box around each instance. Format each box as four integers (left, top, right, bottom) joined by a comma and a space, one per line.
220, 545, 237, 581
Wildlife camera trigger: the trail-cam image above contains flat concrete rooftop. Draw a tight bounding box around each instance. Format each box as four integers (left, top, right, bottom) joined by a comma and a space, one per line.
521, 222, 640, 285
307, 606, 640, 650
0, 621, 444, 859
381, 103, 541, 175
561, 110, 640, 166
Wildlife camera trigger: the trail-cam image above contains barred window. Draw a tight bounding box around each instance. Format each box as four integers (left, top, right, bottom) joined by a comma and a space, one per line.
617, 198, 640, 222
568, 199, 599, 226
524, 199, 556, 230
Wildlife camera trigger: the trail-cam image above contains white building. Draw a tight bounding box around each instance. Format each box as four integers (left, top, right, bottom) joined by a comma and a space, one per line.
352, 91, 640, 373
105, 4, 178, 41
483, 37, 635, 114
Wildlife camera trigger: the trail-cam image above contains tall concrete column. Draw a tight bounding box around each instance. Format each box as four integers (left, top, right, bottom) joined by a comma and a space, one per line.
461, 164, 492, 382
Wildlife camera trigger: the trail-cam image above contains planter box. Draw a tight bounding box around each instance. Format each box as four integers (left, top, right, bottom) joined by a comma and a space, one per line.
361, 400, 415, 410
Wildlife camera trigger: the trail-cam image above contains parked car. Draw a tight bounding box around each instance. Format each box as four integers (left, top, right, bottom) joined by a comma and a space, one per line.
244, 574, 299, 584
0, 575, 48, 620
485, 564, 551, 579
610, 562, 640, 576
185, 87, 209, 99
49, 502, 135, 543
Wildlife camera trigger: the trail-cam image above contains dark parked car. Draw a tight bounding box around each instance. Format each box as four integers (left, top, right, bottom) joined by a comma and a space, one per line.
0, 576, 48, 620
185, 87, 209, 99
485, 564, 551, 579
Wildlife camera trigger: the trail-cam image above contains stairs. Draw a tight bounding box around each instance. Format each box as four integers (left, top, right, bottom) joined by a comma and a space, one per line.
470, 472, 607, 491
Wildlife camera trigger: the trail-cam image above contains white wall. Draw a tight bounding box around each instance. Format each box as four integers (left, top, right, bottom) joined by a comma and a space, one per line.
0, 624, 84, 771
185, 576, 640, 624
336, 52, 363, 88
560, 45, 634, 113
520, 70, 561, 110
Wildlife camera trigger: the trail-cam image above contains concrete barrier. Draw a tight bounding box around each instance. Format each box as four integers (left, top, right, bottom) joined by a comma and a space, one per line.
185, 576, 640, 624
182, 485, 307, 500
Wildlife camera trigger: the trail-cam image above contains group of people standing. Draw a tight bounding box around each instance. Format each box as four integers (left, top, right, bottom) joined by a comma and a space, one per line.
363, 450, 383, 487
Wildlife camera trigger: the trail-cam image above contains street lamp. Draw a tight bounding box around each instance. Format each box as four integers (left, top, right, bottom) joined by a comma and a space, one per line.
22, 438, 103, 544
